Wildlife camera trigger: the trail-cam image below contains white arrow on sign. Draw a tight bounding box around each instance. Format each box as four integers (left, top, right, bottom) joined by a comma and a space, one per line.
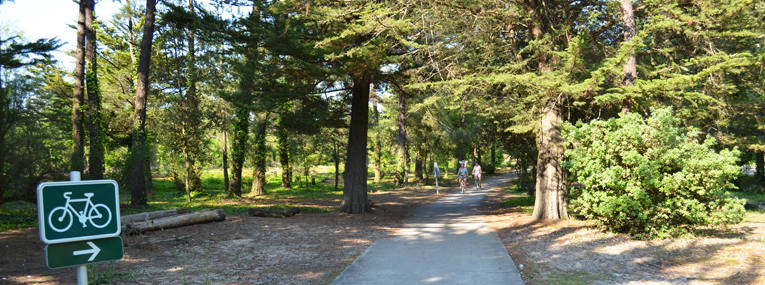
73, 241, 101, 261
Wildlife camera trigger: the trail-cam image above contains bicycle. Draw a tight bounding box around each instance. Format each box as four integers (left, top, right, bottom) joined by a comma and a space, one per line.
47, 191, 112, 233
459, 175, 466, 193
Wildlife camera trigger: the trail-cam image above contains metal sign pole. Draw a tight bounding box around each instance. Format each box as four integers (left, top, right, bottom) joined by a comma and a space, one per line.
70, 171, 88, 285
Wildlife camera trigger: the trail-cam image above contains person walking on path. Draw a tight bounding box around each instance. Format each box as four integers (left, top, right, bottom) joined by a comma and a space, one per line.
472, 162, 482, 189
433, 162, 441, 195
457, 160, 468, 193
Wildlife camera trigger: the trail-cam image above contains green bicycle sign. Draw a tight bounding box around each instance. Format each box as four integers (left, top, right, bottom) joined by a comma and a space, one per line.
37, 180, 121, 244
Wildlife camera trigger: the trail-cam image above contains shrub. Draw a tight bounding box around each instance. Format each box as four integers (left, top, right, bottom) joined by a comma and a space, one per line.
563, 107, 745, 239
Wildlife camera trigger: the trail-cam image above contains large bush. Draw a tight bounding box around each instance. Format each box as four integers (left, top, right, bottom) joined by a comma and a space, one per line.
563, 108, 745, 239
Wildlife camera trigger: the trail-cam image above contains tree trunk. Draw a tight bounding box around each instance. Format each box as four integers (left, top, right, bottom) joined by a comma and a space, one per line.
129, 0, 156, 207
488, 140, 496, 174
414, 151, 423, 183
397, 92, 408, 185
0, 134, 5, 202
85, 0, 104, 179
371, 84, 382, 183
230, 4, 259, 197
250, 112, 268, 196
532, 100, 569, 220
425, 153, 431, 184
756, 151, 764, 180
457, 95, 466, 161
341, 73, 371, 214
333, 141, 340, 191
230, 108, 248, 197
71, 0, 86, 172
620, 0, 637, 113
277, 124, 292, 188
181, 0, 199, 201
222, 126, 229, 193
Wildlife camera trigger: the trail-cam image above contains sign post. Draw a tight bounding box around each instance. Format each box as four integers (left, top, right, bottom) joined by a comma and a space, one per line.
36, 171, 123, 285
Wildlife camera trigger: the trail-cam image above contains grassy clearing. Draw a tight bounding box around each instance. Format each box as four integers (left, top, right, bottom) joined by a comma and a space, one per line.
0, 167, 417, 232
89, 261, 135, 284
120, 170, 346, 216
499, 178, 535, 213
744, 209, 765, 223
0, 200, 37, 231
733, 175, 765, 205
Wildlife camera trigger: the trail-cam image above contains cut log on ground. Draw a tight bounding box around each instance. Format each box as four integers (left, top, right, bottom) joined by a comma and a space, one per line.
121, 208, 191, 225
248, 207, 300, 218
123, 209, 226, 234
128, 234, 193, 247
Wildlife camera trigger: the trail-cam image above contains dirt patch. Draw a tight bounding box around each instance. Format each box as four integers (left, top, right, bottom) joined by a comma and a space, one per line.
0, 186, 450, 284
481, 185, 765, 285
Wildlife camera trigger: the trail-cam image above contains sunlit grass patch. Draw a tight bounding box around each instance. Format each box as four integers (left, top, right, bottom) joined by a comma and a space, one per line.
743, 209, 765, 223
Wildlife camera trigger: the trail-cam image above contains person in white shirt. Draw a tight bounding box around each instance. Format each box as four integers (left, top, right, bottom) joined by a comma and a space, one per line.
472, 163, 482, 189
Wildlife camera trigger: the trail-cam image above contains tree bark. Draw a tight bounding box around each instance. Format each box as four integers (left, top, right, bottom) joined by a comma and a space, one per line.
620, 0, 637, 113
457, 95, 466, 161
532, 100, 569, 220
397, 92, 408, 185
222, 127, 229, 193
489, 140, 496, 174
250, 112, 268, 195
526, 0, 568, 220
333, 141, 340, 191
371, 84, 382, 183
121, 208, 190, 225
123, 209, 225, 234
414, 151, 423, 183
71, 0, 86, 173
756, 151, 764, 180
277, 123, 292, 188
85, 0, 104, 179
230, 108, 248, 197
230, 4, 259, 197
129, 0, 156, 207
341, 74, 371, 214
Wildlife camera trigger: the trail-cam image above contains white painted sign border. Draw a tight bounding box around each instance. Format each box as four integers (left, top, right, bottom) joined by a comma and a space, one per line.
36, 180, 121, 244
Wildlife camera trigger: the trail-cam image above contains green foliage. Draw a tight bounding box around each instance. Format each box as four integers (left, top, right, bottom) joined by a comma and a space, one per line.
736, 174, 765, 194
501, 196, 535, 208
89, 262, 134, 285
564, 108, 746, 239
0, 201, 36, 231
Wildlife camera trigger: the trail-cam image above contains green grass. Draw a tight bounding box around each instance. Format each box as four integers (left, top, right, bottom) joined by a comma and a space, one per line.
89, 262, 134, 285
120, 171, 342, 216
733, 175, 765, 205
0, 166, 504, 232
499, 177, 536, 213
501, 196, 535, 208
543, 272, 605, 285
733, 191, 765, 206
0, 200, 37, 231
743, 209, 765, 223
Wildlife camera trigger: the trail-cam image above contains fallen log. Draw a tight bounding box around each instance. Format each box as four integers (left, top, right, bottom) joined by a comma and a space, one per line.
123, 209, 226, 234
121, 208, 191, 225
248, 207, 300, 218
128, 234, 193, 247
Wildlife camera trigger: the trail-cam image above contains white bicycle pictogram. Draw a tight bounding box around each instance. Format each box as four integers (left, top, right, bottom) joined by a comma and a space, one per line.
47, 192, 112, 233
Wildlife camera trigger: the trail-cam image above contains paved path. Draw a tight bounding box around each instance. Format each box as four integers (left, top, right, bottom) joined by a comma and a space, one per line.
333, 173, 524, 284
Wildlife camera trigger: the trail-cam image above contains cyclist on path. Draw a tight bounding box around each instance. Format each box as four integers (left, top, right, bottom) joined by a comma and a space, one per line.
472, 163, 482, 189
